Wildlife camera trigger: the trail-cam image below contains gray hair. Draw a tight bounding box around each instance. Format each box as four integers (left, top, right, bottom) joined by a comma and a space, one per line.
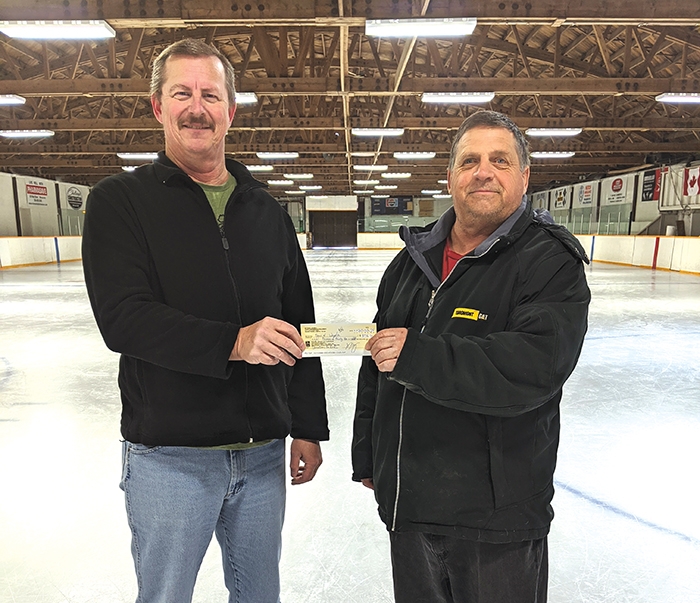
150, 38, 236, 105
448, 110, 530, 171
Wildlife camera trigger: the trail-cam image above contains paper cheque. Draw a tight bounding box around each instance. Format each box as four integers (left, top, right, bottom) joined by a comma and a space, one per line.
300, 323, 376, 357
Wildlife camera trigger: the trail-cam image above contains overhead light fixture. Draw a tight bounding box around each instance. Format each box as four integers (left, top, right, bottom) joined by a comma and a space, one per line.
256, 152, 299, 159
655, 92, 700, 104
267, 180, 290, 186
371, 194, 390, 199
354, 164, 388, 171
421, 189, 442, 195
117, 152, 158, 161
375, 184, 398, 190
246, 164, 274, 172
353, 190, 374, 194
433, 194, 452, 199
353, 179, 380, 185
0, 94, 26, 106
351, 128, 404, 137
526, 128, 582, 137
365, 17, 477, 38
0, 20, 116, 39
0, 129, 54, 138
530, 151, 576, 159
122, 166, 137, 172
307, 195, 328, 200
437, 179, 448, 184
393, 151, 436, 160
284, 190, 302, 195
299, 185, 323, 191
421, 92, 495, 104
350, 151, 376, 157
235, 92, 258, 105
382, 172, 412, 179
284, 173, 313, 180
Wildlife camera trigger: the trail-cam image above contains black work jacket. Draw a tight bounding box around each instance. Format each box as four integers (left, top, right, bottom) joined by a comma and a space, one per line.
82, 152, 328, 446
352, 200, 590, 543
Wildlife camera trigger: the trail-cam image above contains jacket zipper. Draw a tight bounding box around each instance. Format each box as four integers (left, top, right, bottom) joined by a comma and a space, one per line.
390, 237, 504, 529
217, 184, 261, 443
391, 288, 435, 531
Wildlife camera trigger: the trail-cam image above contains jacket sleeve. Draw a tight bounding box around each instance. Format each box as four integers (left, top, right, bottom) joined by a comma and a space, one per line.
389, 250, 590, 417
82, 180, 240, 379
280, 226, 330, 442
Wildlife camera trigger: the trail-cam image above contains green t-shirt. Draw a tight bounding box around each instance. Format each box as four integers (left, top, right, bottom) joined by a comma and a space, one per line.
196, 175, 272, 451
198, 174, 237, 231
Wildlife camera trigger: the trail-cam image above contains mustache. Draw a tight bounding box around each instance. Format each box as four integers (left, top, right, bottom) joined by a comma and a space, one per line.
178, 115, 213, 129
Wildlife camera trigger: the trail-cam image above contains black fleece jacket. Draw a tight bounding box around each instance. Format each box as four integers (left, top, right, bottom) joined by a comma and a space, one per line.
82, 152, 328, 446
352, 200, 590, 543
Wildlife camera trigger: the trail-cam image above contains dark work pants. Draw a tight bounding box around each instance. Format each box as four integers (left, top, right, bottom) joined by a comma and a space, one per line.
390, 531, 548, 603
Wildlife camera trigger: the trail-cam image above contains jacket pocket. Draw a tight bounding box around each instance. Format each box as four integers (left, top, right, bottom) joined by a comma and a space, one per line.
486, 418, 514, 508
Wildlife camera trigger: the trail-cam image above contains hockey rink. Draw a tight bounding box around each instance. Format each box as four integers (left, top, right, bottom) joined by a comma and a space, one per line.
1, 249, 699, 603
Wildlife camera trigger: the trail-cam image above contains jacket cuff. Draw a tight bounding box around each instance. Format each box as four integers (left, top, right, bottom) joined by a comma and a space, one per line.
390, 327, 420, 385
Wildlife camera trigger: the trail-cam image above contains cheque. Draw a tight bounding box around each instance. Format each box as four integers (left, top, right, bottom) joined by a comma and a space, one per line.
300, 323, 376, 357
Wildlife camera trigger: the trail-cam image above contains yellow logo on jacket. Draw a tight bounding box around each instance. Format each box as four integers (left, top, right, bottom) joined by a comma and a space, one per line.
452, 307, 488, 321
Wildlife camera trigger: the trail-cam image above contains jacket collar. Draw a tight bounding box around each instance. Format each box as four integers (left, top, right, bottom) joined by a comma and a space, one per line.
400, 196, 530, 288
151, 151, 266, 190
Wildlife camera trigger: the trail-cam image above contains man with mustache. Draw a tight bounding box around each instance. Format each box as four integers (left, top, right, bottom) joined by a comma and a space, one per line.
352, 111, 590, 603
82, 39, 328, 603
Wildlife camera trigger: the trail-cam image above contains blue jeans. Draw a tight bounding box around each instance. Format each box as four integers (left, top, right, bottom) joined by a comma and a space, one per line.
120, 439, 286, 603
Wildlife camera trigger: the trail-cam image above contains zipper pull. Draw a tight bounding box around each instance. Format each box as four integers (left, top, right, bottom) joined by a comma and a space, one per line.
420, 289, 437, 333
222, 235, 230, 250
427, 289, 437, 311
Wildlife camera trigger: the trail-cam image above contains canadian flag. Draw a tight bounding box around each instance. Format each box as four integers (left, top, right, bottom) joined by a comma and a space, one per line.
684, 166, 700, 197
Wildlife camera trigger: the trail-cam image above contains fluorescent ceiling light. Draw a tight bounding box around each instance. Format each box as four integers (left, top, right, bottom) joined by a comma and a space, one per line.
393, 152, 436, 160
353, 179, 380, 185
382, 172, 412, 179
354, 190, 374, 194
354, 164, 388, 171
433, 194, 452, 199
351, 128, 404, 137
256, 152, 299, 159
375, 184, 398, 190
0, 20, 116, 39
372, 194, 390, 199
307, 195, 328, 200
350, 151, 376, 157
235, 92, 258, 105
284, 173, 313, 180
299, 185, 322, 191
0, 129, 54, 138
421, 189, 442, 195
122, 166, 137, 172
530, 151, 576, 159
365, 17, 477, 38
437, 179, 448, 184
526, 128, 582, 137
421, 92, 495, 104
267, 180, 290, 186
117, 152, 158, 161
246, 164, 274, 172
0, 94, 26, 105
655, 92, 700, 104
284, 190, 302, 195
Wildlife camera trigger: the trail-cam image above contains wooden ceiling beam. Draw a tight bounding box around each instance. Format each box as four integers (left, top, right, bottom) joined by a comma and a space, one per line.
3, 76, 698, 98
2, 115, 700, 132
1, 140, 697, 155
2, 0, 699, 24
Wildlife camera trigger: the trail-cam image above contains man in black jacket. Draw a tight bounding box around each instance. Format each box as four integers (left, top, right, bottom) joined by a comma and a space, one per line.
82, 39, 328, 603
352, 111, 590, 603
